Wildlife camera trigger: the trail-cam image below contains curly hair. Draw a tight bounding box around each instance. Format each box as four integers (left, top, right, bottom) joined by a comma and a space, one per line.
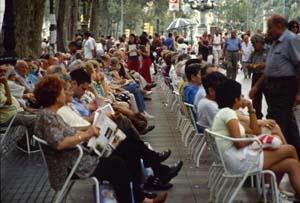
34, 75, 65, 107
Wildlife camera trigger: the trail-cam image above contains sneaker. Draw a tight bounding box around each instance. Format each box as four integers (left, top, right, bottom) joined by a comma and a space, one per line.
145, 91, 152, 96
143, 111, 155, 119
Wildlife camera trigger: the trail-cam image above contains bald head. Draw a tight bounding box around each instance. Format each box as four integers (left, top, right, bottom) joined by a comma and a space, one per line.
267, 15, 288, 40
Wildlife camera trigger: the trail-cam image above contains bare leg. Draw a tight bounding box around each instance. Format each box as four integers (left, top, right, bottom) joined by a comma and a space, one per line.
263, 144, 298, 169
267, 158, 300, 197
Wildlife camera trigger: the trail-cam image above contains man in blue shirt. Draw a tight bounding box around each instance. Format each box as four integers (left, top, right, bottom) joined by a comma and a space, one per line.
164, 33, 175, 51
223, 30, 241, 80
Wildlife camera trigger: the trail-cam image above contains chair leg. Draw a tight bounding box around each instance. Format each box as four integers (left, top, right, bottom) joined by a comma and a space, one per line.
216, 177, 228, 203
209, 169, 224, 202
193, 136, 205, 163
196, 142, 207, 168
184, 127, 194, 147
227, 174, 249, 203
91, 177, 100, 203
223, 178, 238, 203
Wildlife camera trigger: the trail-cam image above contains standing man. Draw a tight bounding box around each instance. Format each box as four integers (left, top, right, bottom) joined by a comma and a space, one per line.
211, 30, 222, 66
249, 14, 300, 156
223, 30, 241, 80
164, 33, 175, 51
241, 34, 253, 79
83, 31, 96, 60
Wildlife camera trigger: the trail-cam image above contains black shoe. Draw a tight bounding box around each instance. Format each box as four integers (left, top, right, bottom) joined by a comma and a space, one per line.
149, 83, 157, 88
152, 72, 158, 75
144, 176, 173, 191
144, 191, 158, 199
140, 125, 155, 135
160, 160, 183, 184
157, 149, 171, 162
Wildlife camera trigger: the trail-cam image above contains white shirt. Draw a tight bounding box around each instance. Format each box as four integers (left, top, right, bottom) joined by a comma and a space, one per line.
212, 34, 222, 51
211, 108, 245, 152
177, 43, 189, 54
57, 105, 90, 128
241, 41, 253, 62
197, 97, 218, 128
83, 37, 96, 59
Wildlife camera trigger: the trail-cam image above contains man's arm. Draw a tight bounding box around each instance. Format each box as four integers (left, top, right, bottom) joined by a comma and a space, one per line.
249, 73, 266, 100
0, 77, 12, 106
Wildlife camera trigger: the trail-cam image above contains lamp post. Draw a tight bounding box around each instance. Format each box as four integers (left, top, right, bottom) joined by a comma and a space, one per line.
183, 0, 214, 34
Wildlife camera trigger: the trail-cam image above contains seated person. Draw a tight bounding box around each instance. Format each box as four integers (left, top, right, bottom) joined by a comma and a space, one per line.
197, 72, 227, 128
194, 63, 218, 111
198, 72, 285, 138
182, 63, 202, 105
33, 75, 168, 203
0, 64, 36, 150
211, 79, 300, 199
14, 60, 35, 92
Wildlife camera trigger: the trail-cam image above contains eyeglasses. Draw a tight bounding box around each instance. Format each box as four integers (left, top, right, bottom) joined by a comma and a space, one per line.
292, 25, 299, 28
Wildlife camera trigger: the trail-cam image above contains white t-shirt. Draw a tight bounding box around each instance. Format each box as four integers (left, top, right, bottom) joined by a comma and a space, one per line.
96, 43, 104, 56
241, 42, 253, 62
211, 107, 245, 152
83, 37, 96, 59
177, 43, 189, 54
212, 34, 222, 51
197, 97, 218, 128
57, 105, 90, 128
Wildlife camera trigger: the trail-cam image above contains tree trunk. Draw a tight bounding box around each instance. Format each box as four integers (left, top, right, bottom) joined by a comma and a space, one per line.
56, 0, 69, 52
15, 0, 46, 59
90, 0, 100, 38
68, 0, 79, 40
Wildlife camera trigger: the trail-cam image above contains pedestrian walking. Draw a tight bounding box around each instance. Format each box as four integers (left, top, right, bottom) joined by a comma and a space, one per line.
223, 30, 241, 80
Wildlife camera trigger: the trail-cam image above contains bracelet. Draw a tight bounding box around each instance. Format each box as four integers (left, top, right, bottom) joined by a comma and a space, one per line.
248, 109, 256, 114
78, 135, 83, 142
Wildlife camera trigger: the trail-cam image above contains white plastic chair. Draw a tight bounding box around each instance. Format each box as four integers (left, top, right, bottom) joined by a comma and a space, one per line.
205, 129, 280, 203
0, 112, 39, 155
184, 102, 207, 166
33, 135, 100, 203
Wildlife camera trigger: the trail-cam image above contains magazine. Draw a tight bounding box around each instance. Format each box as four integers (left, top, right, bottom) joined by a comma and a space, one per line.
87, 104, 126, 157
128, 44, 137, 56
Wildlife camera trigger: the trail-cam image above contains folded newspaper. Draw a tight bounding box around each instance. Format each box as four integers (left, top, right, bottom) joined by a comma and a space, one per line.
87, 104, 126, 157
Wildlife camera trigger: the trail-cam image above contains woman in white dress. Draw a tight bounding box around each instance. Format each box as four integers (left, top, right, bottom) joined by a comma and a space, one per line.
212, 79, 300, 199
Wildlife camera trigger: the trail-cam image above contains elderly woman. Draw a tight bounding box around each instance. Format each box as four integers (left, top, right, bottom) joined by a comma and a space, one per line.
212, 79, 300, 199
33, 75, 167, 203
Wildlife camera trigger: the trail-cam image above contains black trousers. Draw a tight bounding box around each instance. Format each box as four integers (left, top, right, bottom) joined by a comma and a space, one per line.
92, 155, 137, 203
263, 76, 300, 157
252, 72, 264, 119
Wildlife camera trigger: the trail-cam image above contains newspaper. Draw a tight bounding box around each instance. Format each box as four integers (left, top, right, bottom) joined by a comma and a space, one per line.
87, 104, 126, 157
128, 44, 137, 56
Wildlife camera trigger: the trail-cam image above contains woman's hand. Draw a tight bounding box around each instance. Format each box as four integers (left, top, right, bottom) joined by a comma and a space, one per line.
259, 119, 277, 129
241, 99, 254, 111
86, 125, 100, 138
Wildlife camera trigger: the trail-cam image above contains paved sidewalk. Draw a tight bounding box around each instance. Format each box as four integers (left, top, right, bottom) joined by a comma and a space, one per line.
1, 70, 300, 203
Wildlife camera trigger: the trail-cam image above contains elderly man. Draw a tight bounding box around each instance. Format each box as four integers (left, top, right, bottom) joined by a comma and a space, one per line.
223, 29, 241, 80
249, 14, 300, 156
15, 60, 34, 92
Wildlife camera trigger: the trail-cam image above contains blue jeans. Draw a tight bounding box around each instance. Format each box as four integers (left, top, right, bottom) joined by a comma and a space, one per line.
123, 83, 146, 112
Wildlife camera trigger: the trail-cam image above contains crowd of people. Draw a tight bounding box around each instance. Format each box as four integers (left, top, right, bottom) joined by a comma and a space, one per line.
158, 14, 300, 201
1, 13, 300, 202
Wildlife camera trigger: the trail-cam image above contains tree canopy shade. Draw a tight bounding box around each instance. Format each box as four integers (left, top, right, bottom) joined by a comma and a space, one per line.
5, 0, 300, 58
